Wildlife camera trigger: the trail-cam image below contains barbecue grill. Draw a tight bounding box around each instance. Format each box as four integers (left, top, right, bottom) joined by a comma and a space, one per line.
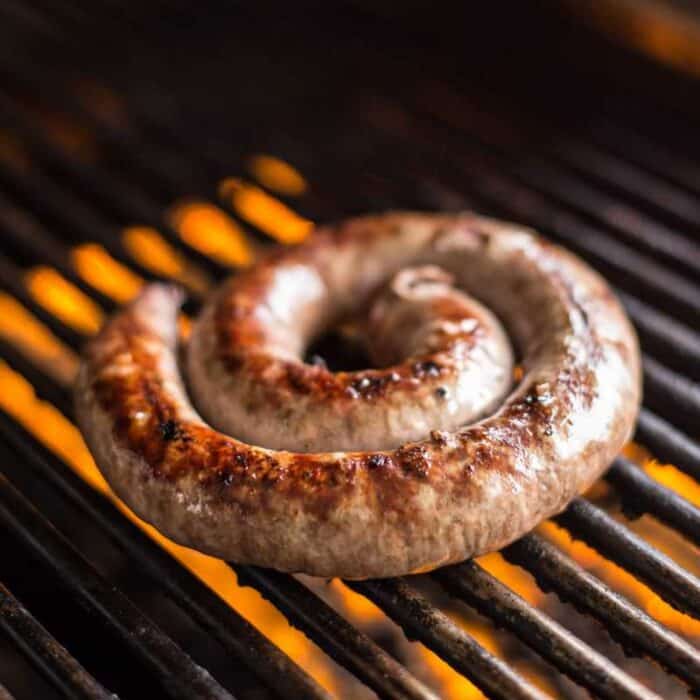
0, 2, 699, 698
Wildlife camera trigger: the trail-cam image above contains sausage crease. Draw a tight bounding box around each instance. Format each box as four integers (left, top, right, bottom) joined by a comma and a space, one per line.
75, 212, 641, 578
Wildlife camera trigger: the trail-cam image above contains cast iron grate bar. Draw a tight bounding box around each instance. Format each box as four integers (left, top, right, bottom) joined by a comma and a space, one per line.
432, 562, 660, 700
503, 534, 700, 694
635, 409, 700, 483
0, 89, 230, 278
590, 121, 700, 199
556, 499, 700, 618
617, 292, 700, 382
607, 457, 700, 548
0, 580, 113, 700
399, 83, 700, 245
346, 578, 548, 700
0, 470, 234, 700
358, 100, 700, 326
0, 253, 84, 349
233, 567, 440, 700
546, 138, 700, 231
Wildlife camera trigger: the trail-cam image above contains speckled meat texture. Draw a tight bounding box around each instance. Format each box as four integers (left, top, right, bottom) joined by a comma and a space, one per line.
74, 212, 641, 579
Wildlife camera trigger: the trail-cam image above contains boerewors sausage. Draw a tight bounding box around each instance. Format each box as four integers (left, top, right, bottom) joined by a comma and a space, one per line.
75, 212, 641, 578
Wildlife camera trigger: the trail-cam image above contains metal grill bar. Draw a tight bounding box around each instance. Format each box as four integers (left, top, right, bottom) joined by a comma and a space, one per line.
591, 121, 700, 199
0, 90, 228, 277
363, 101, 700, 328
511, 158, 700, 278
0, 159, 163, 283
346, 578, 548, 700
402, 83, 700, 241
432, 562, 660, 700
642, 355, 700, 437
547, 138, 700, 231
0, 580, 111, 700
607, 457, 700, 548
617, 292, 700, 381
504, 534, 700, 693
556, 499, 700, 618
636, 409, 700, 483
233, 566, 438, 700
0, 351, 331, 700
0, 471, 234, 700
0, 192, 117, 312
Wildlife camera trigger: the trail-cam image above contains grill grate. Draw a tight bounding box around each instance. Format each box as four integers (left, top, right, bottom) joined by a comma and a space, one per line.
0, 2, 699, 699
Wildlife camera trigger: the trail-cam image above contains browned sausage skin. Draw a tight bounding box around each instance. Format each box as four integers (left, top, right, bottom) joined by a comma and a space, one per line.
187, 261, 514, 451
75, 212, 641, 579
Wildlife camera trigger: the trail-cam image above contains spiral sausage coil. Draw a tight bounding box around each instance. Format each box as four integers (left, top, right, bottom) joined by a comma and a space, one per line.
75, 212, 641, 578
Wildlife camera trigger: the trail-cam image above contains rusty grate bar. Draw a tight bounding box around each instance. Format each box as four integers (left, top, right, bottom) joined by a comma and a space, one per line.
0, 580, 111, 700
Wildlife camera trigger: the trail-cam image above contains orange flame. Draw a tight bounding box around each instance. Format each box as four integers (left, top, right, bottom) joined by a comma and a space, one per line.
168, 201, 254, 268
25, 266, 104, 335
72, 243, 144, 303
248, 155, 308, 197
540, 520, 700, 637
0, 293, 78, 385
219, 178, 313, 244
122, 226, 211, 296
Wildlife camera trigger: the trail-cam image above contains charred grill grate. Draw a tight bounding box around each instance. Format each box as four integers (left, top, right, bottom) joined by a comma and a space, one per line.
0, 2, 699, 699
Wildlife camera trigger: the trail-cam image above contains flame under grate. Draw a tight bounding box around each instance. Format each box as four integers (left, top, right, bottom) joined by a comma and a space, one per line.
0, 3, 698, 699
